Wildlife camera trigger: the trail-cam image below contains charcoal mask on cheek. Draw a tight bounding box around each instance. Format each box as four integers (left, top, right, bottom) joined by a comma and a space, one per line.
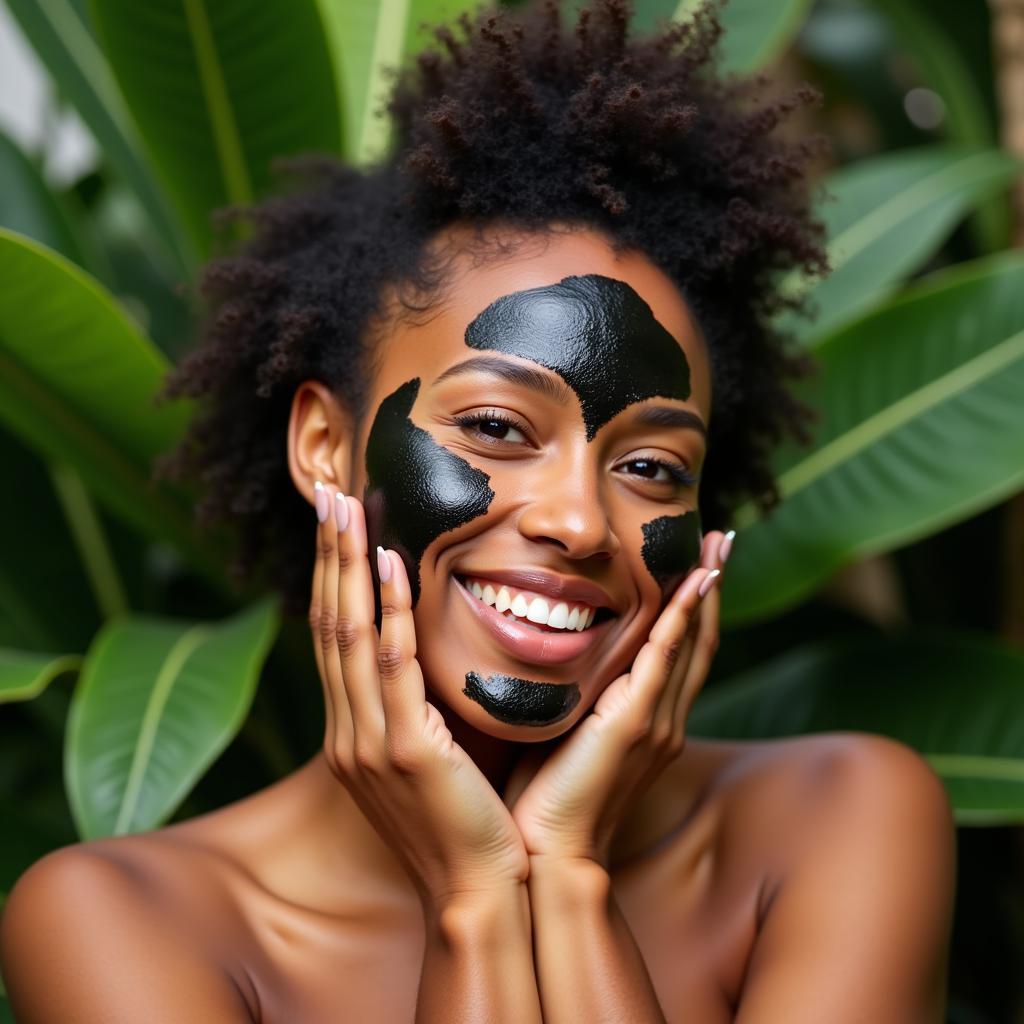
362, 377, 494, 608
362, 378, 581, 728
641, 511, 703, 601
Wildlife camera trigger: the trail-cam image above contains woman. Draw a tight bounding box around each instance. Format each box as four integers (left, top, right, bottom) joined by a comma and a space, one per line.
0, 1, 956, 1020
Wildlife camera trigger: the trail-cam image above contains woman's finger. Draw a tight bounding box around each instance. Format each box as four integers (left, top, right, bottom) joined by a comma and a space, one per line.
622, 564, 711, 729
649, 531, 720, 731
375, 547, 430, 755
310, 481, 334, 741
319, 485, 352, 743
671, 532, 728, 727
334, 493, 386, 746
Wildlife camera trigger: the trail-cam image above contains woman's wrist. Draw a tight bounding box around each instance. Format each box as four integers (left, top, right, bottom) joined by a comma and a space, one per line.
419, 882, 542, 1022
423, 881, 532, 935
527, 853, 611, 904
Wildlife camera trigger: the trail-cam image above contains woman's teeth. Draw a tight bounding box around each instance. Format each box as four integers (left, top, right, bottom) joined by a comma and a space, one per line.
462, 576, 598, 631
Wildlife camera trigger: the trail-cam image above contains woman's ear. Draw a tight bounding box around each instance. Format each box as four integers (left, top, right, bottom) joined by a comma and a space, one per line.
287, 380, 355, 506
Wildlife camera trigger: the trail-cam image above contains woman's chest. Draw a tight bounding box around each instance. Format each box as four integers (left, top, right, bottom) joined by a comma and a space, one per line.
237, 824, 759, 1023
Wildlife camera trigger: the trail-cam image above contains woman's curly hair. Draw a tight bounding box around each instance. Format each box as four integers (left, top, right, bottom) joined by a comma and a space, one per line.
159, 0, 828, 613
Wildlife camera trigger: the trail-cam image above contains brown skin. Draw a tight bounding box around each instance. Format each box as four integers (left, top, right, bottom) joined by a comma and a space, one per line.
0, 225, 957, 1023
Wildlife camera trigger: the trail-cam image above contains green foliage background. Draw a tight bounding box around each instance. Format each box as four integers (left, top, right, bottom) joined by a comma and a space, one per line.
0, 0, 1022, 1019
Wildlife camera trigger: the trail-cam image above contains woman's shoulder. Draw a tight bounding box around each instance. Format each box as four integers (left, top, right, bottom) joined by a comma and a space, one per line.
695, 730, 954, 865
696, 732, 956, 1017
0, 823, 260, 1020
707, 730, 952, 819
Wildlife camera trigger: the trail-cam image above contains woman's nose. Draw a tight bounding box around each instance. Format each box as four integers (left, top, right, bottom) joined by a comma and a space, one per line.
516, 453, 621, 561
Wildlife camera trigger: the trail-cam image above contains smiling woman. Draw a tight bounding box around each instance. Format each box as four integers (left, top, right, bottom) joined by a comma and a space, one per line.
0, 1, 956, 1022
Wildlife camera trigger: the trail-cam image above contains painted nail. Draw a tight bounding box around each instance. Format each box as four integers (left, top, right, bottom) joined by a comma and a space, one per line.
314, 480, 329, 523
720, 530, 736, 565
334, 491, 350, 532
698, 569, 720, 599
376, 546, 392, 584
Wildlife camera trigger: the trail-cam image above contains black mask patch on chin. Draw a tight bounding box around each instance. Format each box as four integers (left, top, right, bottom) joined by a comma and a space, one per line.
363, 378, 494, 606
464, 274, 691, 441
641, 511, 704, 596
463, 671, 581, 726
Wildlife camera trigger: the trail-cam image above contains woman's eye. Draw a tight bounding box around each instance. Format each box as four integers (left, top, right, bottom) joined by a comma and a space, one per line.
622, 458, 666, 480
454, 413, 529, 445
619, 458, 697, 488
478, 418, 526, 442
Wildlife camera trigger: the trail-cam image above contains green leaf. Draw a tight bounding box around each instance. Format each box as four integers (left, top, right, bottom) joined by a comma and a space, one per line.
319, 0, 480, 165
4, 0, 194, 275
0, 130, 88, 266
66, 598, 280, 839
671, 0, 813, 73
871, 0, 1008, 252
0, 229, 221, 576
783, 147, 1021, 344
0, 649, 82, 704
90, 0, 343, 253
690, 631, 1024, 825
722, 252, 1024, 625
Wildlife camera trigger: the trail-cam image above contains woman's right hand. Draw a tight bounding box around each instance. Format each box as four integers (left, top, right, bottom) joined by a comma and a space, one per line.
308, 482, 529, 913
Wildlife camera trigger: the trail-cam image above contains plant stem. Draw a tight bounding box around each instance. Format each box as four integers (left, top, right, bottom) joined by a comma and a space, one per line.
49, 462, 128, 618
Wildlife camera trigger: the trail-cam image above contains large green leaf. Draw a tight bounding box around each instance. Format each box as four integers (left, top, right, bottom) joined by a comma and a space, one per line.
0, 229, 220, 575
4, 0, 193, 275
670, 0, 813, 72
0, 649, 82, 704
783, 147, 1021, 344
722, 252, 1024, 625
318, 0, 480, 165
90, 0, 343, 254
690, 632, 1024, 826
66, 598, 280, 838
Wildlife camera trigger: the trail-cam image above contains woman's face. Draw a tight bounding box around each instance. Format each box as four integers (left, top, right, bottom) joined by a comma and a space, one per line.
347, 225, 711, 740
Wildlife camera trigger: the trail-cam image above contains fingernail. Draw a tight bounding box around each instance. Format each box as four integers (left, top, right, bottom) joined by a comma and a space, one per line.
698, 569, 720, 599
720, 530, 736, 565
314, 480, 329, 523
334, 491, 349, 532
376, 546, 392, 584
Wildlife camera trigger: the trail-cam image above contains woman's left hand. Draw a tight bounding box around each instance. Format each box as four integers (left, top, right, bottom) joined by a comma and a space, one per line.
503, 530, 729, 868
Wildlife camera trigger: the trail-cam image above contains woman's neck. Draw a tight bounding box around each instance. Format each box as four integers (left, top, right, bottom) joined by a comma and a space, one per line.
435, 694, 537, 795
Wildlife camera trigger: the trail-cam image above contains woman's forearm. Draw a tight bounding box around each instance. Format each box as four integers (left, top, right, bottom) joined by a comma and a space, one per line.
417, 885, 543, 1024
528, 855, 668, 1024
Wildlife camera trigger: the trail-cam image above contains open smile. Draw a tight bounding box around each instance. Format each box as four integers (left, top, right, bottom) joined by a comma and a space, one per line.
453, 574, 615, 666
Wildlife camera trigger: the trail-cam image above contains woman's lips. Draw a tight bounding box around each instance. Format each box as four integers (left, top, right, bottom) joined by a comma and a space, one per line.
453, 575, 612, 666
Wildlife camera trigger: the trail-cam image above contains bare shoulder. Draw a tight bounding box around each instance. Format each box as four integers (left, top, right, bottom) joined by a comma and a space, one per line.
713, 730, 954, 826
0, 833, 257, 1022
713, 732, 957, 1023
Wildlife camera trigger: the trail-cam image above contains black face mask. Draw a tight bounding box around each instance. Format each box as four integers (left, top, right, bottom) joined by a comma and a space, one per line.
362, 274, 703, 726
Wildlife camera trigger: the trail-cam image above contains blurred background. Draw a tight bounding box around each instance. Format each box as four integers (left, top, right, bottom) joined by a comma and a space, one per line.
0, 0, 1022, 1020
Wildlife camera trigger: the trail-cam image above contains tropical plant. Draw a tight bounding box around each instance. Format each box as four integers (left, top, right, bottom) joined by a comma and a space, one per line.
1, 0, 1022, 1017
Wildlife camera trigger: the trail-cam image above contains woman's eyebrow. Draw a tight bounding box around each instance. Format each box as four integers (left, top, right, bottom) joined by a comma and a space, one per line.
631, 404, 707, 439
431, 355, 572, 405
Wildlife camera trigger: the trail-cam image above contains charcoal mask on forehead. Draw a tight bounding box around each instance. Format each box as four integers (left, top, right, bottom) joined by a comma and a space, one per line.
362, 273, 703, 727
466, 273, 691, 440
